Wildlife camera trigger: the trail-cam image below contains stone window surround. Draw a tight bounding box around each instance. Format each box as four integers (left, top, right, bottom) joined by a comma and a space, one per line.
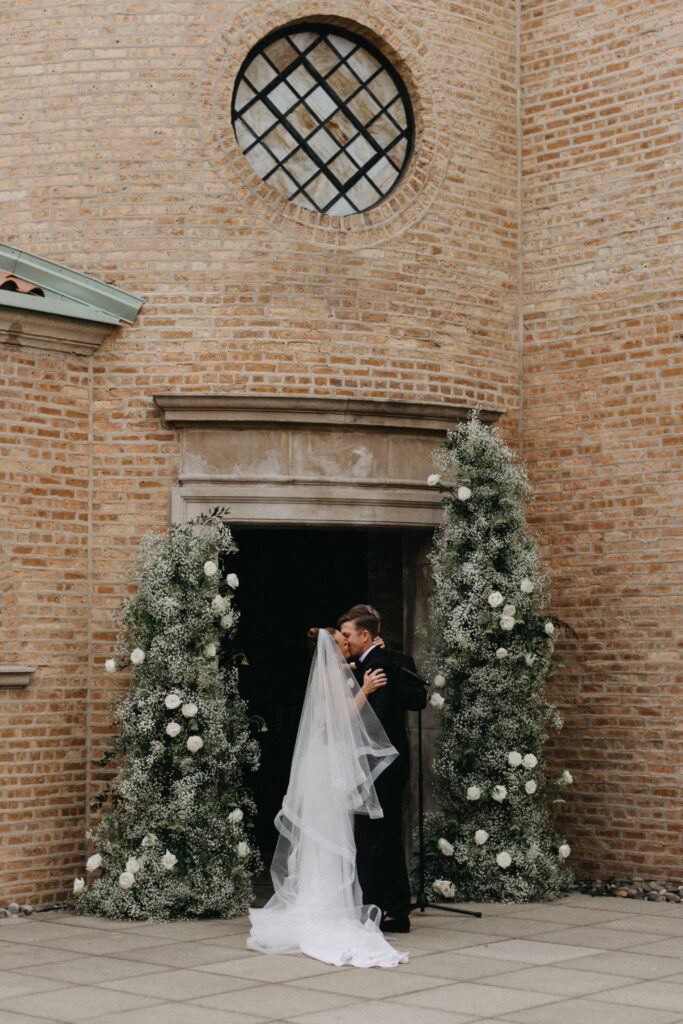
154, 394, 500, 529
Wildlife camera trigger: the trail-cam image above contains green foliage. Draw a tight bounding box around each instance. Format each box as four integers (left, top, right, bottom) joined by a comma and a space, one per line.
422, 416, 573, 902
75, 509, 262, 920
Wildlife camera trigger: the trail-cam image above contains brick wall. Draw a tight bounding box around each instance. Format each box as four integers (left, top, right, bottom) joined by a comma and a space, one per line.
1, 0, 519, 904
521, 0, 683, 878
0, 348, 90, 904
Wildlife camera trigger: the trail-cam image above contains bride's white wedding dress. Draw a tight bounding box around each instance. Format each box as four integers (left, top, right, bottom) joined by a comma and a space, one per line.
247, 630, 408, 968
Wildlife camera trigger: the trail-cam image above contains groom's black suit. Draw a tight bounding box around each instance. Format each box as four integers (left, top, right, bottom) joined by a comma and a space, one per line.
352, 646, 411, 920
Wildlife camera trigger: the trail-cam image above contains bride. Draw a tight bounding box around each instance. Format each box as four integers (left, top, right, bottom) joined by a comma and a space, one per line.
246, 627, 409, 968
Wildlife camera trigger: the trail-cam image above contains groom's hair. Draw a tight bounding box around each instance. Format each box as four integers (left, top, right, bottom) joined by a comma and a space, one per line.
339, 604, 381, 637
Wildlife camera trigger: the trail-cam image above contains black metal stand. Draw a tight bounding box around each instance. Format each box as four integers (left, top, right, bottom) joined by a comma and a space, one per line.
410, 706, 482, 919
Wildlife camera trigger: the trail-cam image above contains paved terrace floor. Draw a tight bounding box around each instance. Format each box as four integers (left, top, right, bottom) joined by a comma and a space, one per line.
2, 894, 683, 1024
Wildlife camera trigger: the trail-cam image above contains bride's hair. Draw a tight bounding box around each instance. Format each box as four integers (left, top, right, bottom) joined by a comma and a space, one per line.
306, 625, 336, 657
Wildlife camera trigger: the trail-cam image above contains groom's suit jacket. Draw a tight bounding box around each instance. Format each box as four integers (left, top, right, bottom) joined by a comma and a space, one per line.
352, 646, 410, 762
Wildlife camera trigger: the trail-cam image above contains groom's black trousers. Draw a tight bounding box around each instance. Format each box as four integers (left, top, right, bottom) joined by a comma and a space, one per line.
354, 758, 411, 919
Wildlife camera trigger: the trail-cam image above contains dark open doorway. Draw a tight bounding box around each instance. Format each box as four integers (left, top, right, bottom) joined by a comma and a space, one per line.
230, 526, 407, 862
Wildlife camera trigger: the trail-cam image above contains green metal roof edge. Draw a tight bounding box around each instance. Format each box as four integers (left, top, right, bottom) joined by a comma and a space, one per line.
0, 243, 143, 323
0, 287, 120, 325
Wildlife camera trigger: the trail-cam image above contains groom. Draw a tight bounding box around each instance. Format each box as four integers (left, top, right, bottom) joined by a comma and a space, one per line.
340, 604, 412, 933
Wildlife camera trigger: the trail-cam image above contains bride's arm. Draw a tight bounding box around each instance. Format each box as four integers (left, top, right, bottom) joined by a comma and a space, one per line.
355, 668, 387, 708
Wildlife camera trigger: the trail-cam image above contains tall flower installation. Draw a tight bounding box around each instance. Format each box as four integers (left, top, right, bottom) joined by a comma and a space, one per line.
75, 510, 261, 920
423, 416, 573, 902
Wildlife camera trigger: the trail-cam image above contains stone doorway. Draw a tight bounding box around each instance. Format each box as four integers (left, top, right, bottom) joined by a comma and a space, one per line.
231, 525, 432, 863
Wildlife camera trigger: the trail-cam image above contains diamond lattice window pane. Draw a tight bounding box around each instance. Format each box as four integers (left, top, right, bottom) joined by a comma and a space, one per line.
232, 24, 413, 215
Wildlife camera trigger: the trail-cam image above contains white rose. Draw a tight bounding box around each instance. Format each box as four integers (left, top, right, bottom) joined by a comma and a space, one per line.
118, 871, 135, 890
558, 843, 571, 860
437, 838, 454, 857
500, 615, 516, 631
104, 658, 117, 674
488, 591, 504, 608
520, 577, 534, 593
525, 779, 538, 795
432, 879, 456, 899
73, 877, 85, 894
237, 841, 249, 858
561, 770, 573, 784
220, 612, 234, 629
186, 735, 204, 753
141, 833, 157, 848
427, 473, 441, 487
492, 785, 508, 802
161, 850, 177, 871
212, 594, 227, 614
545, 620, 555, 636
203, 642, 217, 658
503, 604, 516, 617
457, 486, 472, 501
203, 560, 218, 577
496, 647, 508, 659
525, 653, 537, 667
86, 854, 102, 873
430, 692, 445, 709
522, 753, 538, 769
165, 722, 181, 738
474, 829, 489, 846
433, 673, 446, 688
181, 702, 198, 719
228, 808, 243, 824
125, 857, 141, 874
496, 851, 512, 869
130, 648, 145, 666
507, 751, 523, 767
466, 785, 481, 801
164, 693, 181, 710
226, 573, 239, 589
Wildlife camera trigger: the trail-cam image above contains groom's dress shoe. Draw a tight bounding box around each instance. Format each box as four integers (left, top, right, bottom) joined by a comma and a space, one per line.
380, 915, 410, 933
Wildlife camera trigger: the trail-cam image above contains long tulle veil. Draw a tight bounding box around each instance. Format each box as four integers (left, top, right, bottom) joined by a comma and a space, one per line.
246, 630, 408, 967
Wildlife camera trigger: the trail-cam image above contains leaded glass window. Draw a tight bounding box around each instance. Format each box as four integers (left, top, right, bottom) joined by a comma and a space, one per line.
232, 25, 413, 216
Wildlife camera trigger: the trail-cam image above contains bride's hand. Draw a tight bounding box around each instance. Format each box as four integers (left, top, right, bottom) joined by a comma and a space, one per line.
362, 668, 387, 696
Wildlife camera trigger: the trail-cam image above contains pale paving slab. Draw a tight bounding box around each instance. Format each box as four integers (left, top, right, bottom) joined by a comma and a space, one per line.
109, 940, 251, 968
591, 979, 683, 1012
476, 964, 644, 997
388, 950, 524, 981
528, 924, 667, 950
287, 966, 450, 999
603, 914, 683, 937
195, 981, 360, 1018
0, 946, 81, 971
511, 904, 630, 926
0, 971, 72, 1000
80, 1004, 271, 1024
98, 967, 258, 1000
397, 928, 508, 952
628, 936, 683, 959
13, 957, 174, 985
0, 925, 106, 948
12, 931, 179, 958
390, 980, 563, 1016
459, 938, 604, 964
501, 995, 683, 1024
0, 986, 162, 1022
37, 913, 151, 931
557, 949, 683, 979
413, 914, 570, 938
0, 1012, 62, 1024
287, 1001, 477, 1024
194, 951, 348, 983
122, 920, 246, 941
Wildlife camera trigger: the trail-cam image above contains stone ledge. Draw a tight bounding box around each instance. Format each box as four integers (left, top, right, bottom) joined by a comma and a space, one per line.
154, 394, 500, 435
0, 306, 117, 356
0, 664, 36, 689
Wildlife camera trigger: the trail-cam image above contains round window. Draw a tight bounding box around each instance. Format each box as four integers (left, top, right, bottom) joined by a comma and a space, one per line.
232, 24, 413, 216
